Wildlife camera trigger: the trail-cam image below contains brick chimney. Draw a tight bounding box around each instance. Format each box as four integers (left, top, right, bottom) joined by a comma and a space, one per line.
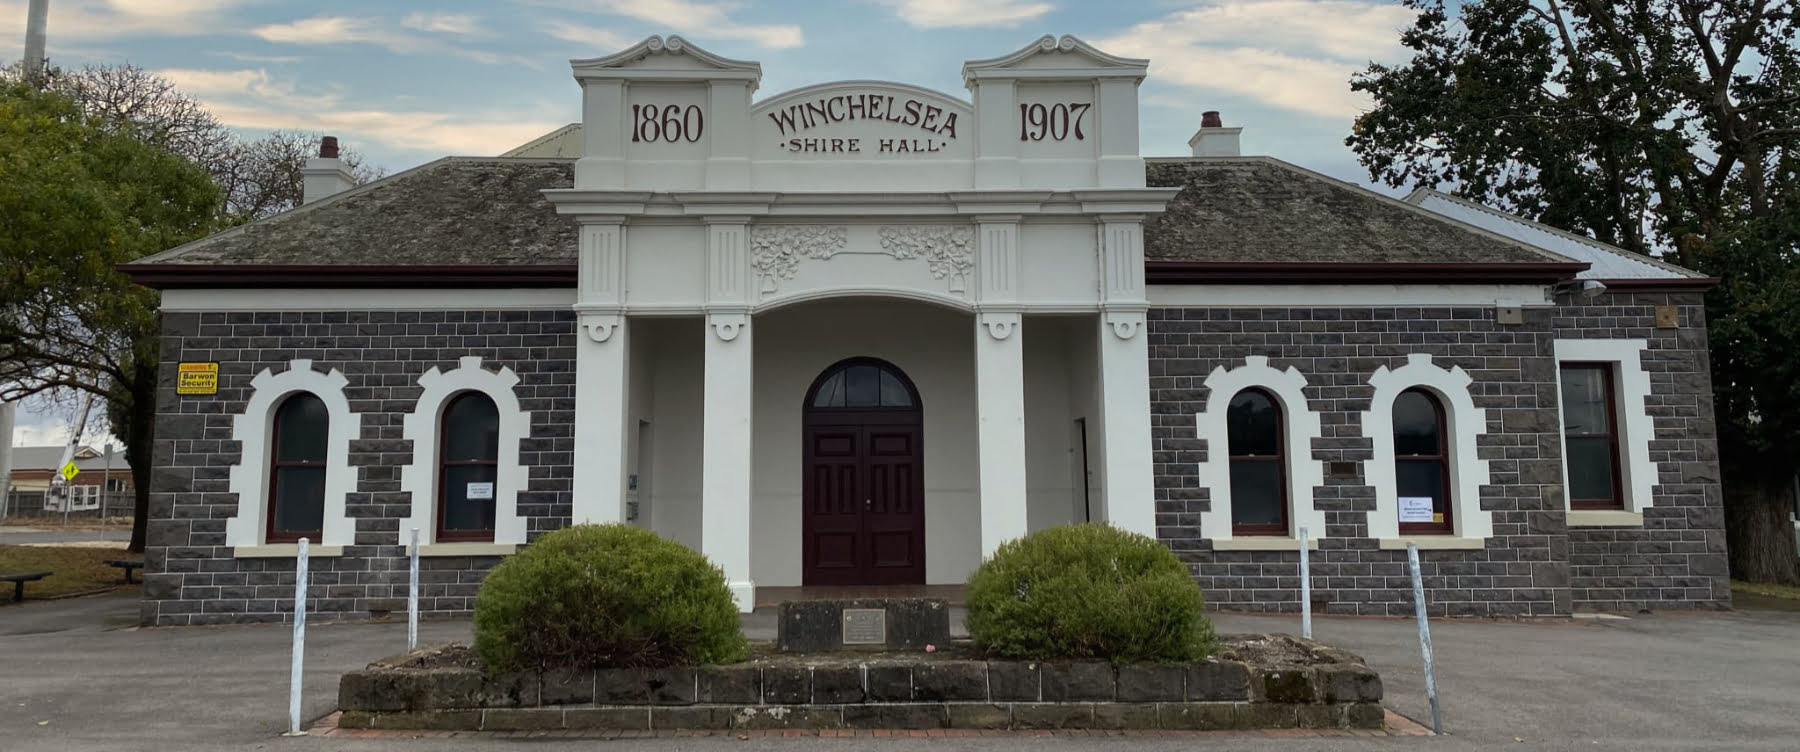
1187, 111, 1243, 157
301, 136, 356, 204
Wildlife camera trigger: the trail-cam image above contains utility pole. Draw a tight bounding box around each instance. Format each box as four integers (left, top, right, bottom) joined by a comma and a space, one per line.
0, 402, 14, 522
23, 0, 50, 85
101, 443, 114, 523
53, 394, 93, 520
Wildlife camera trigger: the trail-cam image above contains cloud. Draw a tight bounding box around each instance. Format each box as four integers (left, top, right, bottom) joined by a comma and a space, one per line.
540, 21, 637, 52
401, 12, 484, 36
873, 0, 1053, 29
157, 67, 564, 156
251, 15, 512, 65
207, 51, 305, 64
1098, 0, 1417, 120
0, 0, 248, 42
515, 0, 804, 49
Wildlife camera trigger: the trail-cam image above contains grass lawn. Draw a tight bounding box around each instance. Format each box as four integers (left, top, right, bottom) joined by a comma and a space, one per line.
1731, 580, 1800, 601
0, 545, 134, 602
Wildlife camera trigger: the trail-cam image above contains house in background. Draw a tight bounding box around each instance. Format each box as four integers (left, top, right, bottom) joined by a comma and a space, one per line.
4, 445, 133, 513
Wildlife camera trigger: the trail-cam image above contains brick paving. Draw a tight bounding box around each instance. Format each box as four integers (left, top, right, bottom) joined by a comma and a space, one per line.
308, 709, 1432, 740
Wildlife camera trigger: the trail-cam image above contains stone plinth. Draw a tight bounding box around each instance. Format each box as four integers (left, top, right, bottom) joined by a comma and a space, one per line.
776, 598, 951, 652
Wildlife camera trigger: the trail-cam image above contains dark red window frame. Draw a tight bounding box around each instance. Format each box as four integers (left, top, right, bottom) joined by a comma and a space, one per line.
1227, 388, 1290, 536
266, 393, 327, 544
1395, 388, 1455, 535
435, 392, 501, 543
1561, 363, 1625, 510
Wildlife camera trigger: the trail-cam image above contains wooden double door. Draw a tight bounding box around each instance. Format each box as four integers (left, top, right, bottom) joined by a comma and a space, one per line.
802, 358, 926, 586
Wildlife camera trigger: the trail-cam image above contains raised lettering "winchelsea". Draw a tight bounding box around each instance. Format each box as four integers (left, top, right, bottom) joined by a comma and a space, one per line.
768, 94, 959, 138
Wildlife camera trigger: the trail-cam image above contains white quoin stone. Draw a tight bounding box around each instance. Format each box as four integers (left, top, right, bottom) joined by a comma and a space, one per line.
301, 138, 356, 204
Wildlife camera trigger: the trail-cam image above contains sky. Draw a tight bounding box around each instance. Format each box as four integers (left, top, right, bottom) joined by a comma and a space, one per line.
2, 0, 1427, 448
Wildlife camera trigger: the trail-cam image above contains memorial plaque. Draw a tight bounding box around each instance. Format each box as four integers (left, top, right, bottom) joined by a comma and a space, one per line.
841, 608, 887, 645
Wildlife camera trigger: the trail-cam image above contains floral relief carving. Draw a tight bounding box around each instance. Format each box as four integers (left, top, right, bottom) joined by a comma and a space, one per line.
750, 225, 848, 292
878, 225, 975, 293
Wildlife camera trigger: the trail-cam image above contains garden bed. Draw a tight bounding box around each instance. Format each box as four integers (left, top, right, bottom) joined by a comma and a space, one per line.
337, 634, 1384, 732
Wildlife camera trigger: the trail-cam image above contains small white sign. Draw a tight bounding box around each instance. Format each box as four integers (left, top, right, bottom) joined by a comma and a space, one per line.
465, 482, 495, 500
1398, 496, 1436, 523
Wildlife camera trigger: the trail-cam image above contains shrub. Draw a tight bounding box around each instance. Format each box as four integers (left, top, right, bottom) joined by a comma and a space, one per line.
965, 523, 1214, 663
473, 524, 749, 673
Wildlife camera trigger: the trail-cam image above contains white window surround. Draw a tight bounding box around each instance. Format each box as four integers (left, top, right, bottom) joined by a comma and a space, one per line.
1195, 356, 1326, 544
1363, 353, 1495, 545
224, 359, 358, 551
398, 357, 532, 547
1553, 339, 1655, 525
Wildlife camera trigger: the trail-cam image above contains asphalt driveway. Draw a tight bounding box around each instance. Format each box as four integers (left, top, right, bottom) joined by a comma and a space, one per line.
1, 593, 1795, 751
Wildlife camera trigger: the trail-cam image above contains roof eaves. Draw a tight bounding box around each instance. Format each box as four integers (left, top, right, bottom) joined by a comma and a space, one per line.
1146, 260, 1588, 285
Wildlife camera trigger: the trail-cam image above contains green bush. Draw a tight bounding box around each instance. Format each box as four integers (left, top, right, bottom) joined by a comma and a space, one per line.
473, 524, 749, 673
965, 523, 1214, 663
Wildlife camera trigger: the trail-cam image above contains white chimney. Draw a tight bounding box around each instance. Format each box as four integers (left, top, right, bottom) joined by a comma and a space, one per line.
301, 136, 355, 204
23, 0, 49, 83
1187, 110, 1242, 157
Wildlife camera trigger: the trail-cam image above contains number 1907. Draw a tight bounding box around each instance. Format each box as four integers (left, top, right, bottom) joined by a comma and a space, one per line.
1019, 102, 1092, 141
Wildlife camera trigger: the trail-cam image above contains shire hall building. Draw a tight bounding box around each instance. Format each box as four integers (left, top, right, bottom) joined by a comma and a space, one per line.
123, 36, 1729, 627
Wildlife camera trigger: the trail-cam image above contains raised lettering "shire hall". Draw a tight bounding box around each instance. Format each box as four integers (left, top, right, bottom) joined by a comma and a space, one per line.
768, 93, 959, 139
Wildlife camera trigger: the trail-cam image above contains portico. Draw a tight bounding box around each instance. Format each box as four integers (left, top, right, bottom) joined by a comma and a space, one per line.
544, 35, 1174, 610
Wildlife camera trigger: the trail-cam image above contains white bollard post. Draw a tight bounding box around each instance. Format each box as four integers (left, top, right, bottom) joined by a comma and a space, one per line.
284, 538, 310, 737
1407, 543, 1443, 734
1298, 526, 1312, 640
408, 527, 420, 651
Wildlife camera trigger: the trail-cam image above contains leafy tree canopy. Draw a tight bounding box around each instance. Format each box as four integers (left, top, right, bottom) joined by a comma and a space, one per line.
0, 80, 220, 550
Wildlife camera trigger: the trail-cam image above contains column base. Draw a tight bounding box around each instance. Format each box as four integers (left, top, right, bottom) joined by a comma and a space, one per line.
729, 581, 757, 613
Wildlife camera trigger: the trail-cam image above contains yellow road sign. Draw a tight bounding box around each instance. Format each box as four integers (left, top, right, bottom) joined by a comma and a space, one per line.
60, 461, 79, 482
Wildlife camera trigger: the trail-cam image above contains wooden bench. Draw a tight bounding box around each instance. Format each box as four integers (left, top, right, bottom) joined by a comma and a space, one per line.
1, 572, 51, 603
106, 560, 145, 584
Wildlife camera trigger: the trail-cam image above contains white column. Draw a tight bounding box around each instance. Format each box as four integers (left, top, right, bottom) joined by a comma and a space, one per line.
1095, 216, 1156, 538
702, 313, 755, 611
975, 312, 1029, 557
572, 218, 631, 525
572, 313, 630, 524
1097, 310, 1156, 538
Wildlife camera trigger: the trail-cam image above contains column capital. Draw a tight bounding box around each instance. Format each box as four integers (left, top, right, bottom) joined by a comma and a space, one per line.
978, 311, 1020, 340
707, 311, 749, 342
578, 311, 624, 343
1103, 309, 1145, 340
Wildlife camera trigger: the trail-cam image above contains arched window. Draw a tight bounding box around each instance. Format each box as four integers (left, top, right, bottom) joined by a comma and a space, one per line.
1394, 388, 1452, 534
267, 392, 328, 543
809, 360, 915, 409
437, 392, 501, 542
1227, 388, 1287, 535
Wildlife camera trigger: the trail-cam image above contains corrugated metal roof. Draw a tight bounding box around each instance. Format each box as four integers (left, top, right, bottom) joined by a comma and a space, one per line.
1404, 189, 1702, 280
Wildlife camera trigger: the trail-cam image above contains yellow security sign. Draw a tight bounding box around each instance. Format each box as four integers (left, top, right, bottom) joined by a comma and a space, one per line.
60, 461, 79, 482
177, 362, 220, 395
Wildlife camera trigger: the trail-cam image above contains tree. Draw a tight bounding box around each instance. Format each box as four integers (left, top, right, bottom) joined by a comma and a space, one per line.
1348, 0, 1800, 583
4, 63, 382, 222
0, 81, 221, 552
213, 129, 384, 222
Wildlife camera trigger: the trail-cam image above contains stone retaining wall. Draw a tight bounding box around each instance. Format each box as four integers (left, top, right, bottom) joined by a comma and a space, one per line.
338, 649, 1383, 731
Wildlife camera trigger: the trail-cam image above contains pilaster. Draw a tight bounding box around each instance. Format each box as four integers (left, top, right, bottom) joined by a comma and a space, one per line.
975, 311, 1028, 556
702, 311, 755, 610
974, 216, 1022, 307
